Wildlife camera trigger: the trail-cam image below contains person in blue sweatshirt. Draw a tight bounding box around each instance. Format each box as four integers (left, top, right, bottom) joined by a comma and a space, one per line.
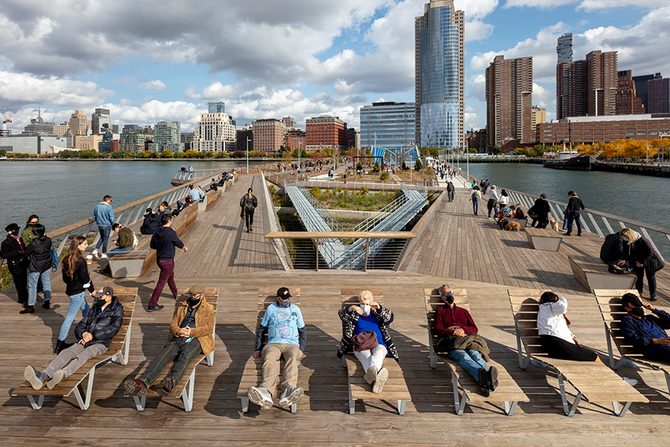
148, 214, 188, 312
92, 195, 115, 259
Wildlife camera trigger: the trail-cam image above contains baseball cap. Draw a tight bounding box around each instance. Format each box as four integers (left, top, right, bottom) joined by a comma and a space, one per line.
277, 287, 291, 300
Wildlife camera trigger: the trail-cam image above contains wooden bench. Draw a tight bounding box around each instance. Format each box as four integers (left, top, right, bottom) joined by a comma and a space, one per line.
340, 288, 411, 415
125, 287, 218, 412
508, 288, 648, 417
203, 188, 222, 211
109, 204, 198, 278
568, 255, 636, 292
237, 288, 302, 413
13, 287, 137, 410
594, 288, 670, 393
424, 288, 528, 416
526, 227, 563, 251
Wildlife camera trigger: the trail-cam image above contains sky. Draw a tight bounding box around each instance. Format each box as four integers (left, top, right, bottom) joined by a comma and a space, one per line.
1, 0, 670, 136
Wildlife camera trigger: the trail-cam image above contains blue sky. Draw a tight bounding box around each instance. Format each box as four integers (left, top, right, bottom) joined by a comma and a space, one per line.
1, 0, 669, 136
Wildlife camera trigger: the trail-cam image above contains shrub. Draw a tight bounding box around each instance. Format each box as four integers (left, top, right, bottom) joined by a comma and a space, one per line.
310, 187, 321, 199
380, 172, 390, 181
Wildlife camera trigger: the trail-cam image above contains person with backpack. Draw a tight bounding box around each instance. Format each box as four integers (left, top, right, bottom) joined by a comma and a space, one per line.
0, 223, 29, 307
20, 224, 52, 314
470, 186, 482, 215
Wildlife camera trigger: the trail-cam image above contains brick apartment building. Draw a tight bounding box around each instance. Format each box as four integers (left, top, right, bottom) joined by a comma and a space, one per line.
537, 114, 670, 145
252, 118, 284, 153
306, 116, 347, 152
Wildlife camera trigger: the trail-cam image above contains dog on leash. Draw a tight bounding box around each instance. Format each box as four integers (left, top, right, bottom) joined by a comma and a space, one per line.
549, 218, 559, 232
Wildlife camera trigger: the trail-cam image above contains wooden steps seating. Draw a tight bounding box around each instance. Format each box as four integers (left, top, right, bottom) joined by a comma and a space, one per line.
125, 288, 218, 412
594, 289, 670, 393
204, 188, 222, 211
567, 254, 636, 292
109, 203, 198, 278
508, 288, 648, 417
525, 227, 563, 251
423, 288, 528, 415
13, 287, 137, 410
340, 288, 411, 415
237, 288, 302, 413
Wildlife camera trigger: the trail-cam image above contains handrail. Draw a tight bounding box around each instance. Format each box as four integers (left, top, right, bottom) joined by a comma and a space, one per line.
265, 231, 416, 239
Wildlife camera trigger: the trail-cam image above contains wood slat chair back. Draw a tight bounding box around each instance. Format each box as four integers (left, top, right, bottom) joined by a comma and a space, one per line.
339, 288, 411, 415
594, 288, 670, 393
508, 288, 551, 369
126, 288, 218, 412
423, 288, 528, 416
237, 288, 301, 413
13, 287, 138, 411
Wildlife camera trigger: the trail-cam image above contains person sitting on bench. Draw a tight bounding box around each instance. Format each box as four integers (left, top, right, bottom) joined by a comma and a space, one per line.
124, 284, 214, 396
434, 284, 498, 396
248, 287, 306, 409
537, 291, 604, 364
337, 290, 398, 394
621, 292, 670, 363
24, 286, 124, 390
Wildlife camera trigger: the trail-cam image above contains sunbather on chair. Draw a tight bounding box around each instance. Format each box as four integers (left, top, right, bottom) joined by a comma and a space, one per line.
621, 293, 670, 363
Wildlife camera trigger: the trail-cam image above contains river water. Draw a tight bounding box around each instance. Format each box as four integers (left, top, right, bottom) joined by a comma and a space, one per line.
0, 160, 262, 232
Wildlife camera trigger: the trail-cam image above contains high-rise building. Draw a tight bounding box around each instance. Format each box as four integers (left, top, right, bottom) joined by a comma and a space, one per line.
557, 33, 573, 64
347, 128, 360, 150
237, 127, 253, 152
21, 110, 55, 135
586, 50, 618, 117
530, 106, 546, 136
633, 73, 655, 111
485, 55, 533, 149
119, 132, 152, 153
180, 132, 194, 151
69, 110, 88, 136
415, 0, 465, 149
556, 60, 588, 120
284, 130, 305, 152
193, 111, 236, 152
305, 116, 348, 152
616, 71, 645, 115
208, 102, 225, 114
359, 101, 415, 150
91, 108, 110, 135
282, 116, 297, 130
252, 119, 284, 153
154, 121, 183, 152
648, 74, 670, 114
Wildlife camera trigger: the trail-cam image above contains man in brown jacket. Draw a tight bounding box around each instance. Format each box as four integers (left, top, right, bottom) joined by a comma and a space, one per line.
124, 284, 214, 396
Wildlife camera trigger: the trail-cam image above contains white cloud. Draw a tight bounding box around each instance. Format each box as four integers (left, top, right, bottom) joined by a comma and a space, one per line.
138, 80, 167, 90
505, 0, 576, 8
504, 0, 670, 9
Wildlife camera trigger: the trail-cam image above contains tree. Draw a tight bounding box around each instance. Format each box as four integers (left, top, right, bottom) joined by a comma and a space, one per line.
0, 149, 6, 157
428, 147, 439, 157
356, 161, 363, 171
373, 161, 380, 172
160, 150, 174, 159
415, 158, 423, 170
232, 150, 245, 158
491, 146, 502, 155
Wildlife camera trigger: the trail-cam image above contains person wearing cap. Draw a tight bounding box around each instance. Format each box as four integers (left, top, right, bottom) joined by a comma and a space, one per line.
248, 287, 306, 409
621, 293, 670, 363
124, 285, 214, 397
0, 223, 29, 306
24, 286, 124, 390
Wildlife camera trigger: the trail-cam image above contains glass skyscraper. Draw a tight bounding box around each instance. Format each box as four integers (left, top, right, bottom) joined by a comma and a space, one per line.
359, 102, 415, 150
415, 1, 464, 149
208, 102, 225, 114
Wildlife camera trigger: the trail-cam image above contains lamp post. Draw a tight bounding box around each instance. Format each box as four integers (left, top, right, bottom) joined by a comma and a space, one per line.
246, 137, 250, 174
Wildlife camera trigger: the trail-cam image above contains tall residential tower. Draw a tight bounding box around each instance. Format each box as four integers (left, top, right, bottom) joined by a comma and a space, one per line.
415, 0, 464, 149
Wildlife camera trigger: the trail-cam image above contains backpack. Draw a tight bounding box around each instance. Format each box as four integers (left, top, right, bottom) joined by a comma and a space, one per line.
51, 248, 60, 273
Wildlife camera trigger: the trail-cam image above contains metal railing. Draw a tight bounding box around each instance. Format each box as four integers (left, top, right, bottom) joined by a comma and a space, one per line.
172, 168, 226, 184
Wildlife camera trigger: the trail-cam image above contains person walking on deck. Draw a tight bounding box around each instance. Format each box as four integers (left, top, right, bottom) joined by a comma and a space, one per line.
92, 195, 114, 259
240, 188, 258, 233
564, 191, 584, 236
470, 186, 481, 215
446, 181, 455, 202
148, 214, 188, 312
487, 185, 500, 219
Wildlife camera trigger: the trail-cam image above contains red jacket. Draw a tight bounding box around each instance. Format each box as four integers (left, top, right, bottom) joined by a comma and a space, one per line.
434, 305, 478, 338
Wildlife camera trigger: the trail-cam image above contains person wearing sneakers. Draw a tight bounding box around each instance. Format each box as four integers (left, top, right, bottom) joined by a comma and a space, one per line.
24, 286, 124, 391
147, 214, 188, 312
434, 285, 498, 396
248, 287, 306, 410
124, 285, 214, 397
20, 224, 52, 314
92, 195, 115, 259
337, 290, 398, 394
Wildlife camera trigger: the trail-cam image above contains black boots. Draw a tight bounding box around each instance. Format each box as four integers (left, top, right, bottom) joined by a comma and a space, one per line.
19, 305, 35, 314
54, 340, 73, 354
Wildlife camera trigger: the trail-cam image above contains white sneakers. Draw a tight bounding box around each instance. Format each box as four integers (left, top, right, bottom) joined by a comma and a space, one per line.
91, 249, 99, 259
278, 386, 304, 409
100, 253, 108, 259
364, 366, 378, 385
372, 367, 388, 394
47, 370, 64, 390
248, 386, 273, 409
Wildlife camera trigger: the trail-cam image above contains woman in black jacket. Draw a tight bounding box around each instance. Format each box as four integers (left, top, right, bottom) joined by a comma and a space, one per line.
56, 235, 95, 353
0, 223, 29, 306
140, 208, 160, 235
565, 191, 585, 236
21, 224, 52, 314
532, 194, 551, 229
619, 228, 665, 301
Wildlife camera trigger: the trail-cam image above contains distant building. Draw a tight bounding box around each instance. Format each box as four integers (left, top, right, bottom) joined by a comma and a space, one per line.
73, 134, 103, 152
633, 73, 655, 111
616, 71, 645, 115
208, 102, 225, 114
347, 128, 360, 150
253, 119, 284, 153
0, 135, 71, 154
119, 132, 152, 153
466, 129, 487, 153
282, 116, 297, 130
98, 132, 118, 154
154, 121, 184, 152
53, 123, 70, 137
359, 101, 415, 150
284, 129, 305, 152
648, 74, 670, 114
180, 132, 194, 151
486, 55, 533, 148
586, 50, 618, 117
192, 111, 236, 152
69, 110, 88, 136
306, 116, 347, 152
21, 111, 55, 135
91, 108, 110, 135
556, 33, 573, 64
122, 124, 142, 133
237, 128, 254, 152
531, 106, 546, 136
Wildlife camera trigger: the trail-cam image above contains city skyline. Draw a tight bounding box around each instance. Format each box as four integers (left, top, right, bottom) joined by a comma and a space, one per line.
1, 1, 669, 139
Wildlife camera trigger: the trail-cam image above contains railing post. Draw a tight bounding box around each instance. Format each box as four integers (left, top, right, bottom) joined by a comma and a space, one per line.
364, 238, 370, 272
314, 239, 319, 272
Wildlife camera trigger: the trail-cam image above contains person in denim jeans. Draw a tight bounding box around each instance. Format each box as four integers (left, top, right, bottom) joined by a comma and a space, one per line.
148, 214, 188, 312
564, 191, 584, 236
21, 224, 52, 314
471, 186, 481, 215
92, 195, 115, 259
57, 235, 95, 354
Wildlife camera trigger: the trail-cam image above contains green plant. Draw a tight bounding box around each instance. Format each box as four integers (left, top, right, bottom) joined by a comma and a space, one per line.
359, 186, 369, 196
415, 158, 423, 170
374, 161, 380, 172
310, 187, 321, 199
380, 172, 389, 181
268, 184, 277, 195
356, 161, 363, 171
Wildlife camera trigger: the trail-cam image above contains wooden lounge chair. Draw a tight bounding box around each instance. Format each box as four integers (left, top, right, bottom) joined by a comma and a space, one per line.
594, 288, 670, 393
13, 287, 137, 410
237, 288, 302, 413
125, 287, 218, 412
424, 288, 528, 415
508, 287, 648, 417
340, 288, 411, 415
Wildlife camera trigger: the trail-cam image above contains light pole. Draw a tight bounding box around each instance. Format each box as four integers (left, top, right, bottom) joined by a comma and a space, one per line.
246, 137, 250, 174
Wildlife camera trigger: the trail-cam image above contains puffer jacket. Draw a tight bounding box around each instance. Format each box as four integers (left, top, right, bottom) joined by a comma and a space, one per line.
337, 305, 399, 361
169, 297, 215, 356
624, 235, 665, 273
74, 296, 124, 348
600, 233, 624, 264
23, 236, 53, 273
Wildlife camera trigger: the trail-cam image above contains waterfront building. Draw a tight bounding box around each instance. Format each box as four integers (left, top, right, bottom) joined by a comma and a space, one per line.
208, 102, 225, 114
633, 73, 655, 111
123, 124, 142, 134
531, 106, 546, 136
21, 111, 55, 135
347, 128, 360, 150
359, 101, 415, 151
180, 132, 194, 151
466, 129, 487, 153
68, 110, 88, 136
282, 116, 296, 130
154, 121, 184, 152
305, 116, 348, 152
193, 111, 236, 152
0, 135, 71, 154
415, 0, 464, 149
648, 74, 669, 114
119, 132, 152, 153
284, 129, 305, 152
91, 108, 110, 135
556, 59, 588, 120
98, 131, 119, 154
616, 71, 645, 115
536, 114, 670, 145
73, 134, 103, 152
485, 55, 533, 149
237, 128, 253, 153
586, 50, 618, 117
253, 118, 284, 153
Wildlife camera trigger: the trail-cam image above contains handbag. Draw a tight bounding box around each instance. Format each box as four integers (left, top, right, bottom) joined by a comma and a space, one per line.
352, 331, 379, 351
240, 207, 246, 220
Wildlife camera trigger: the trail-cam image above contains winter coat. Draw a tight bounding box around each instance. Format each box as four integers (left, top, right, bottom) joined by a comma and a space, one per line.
62, 257, 94, 296
150, 225, 184, 260
140, 215, 161, 235
600, 233, 624, 264
337, 305, 399, 361
0, 235, 28, 274
621, 309, 670, 360
533, 198, 550, 220
74, 296, 125, 348
169, 297, 215, 356
624, 235, 665, 273
566, 196, 585, 213
23, 236, 53, 273
115, 227, 134, 249
240, 194, 258, 211
21, 227, 36, 247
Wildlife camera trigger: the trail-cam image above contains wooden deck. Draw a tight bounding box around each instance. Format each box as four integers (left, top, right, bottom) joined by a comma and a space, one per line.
2, 173, 670, 445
